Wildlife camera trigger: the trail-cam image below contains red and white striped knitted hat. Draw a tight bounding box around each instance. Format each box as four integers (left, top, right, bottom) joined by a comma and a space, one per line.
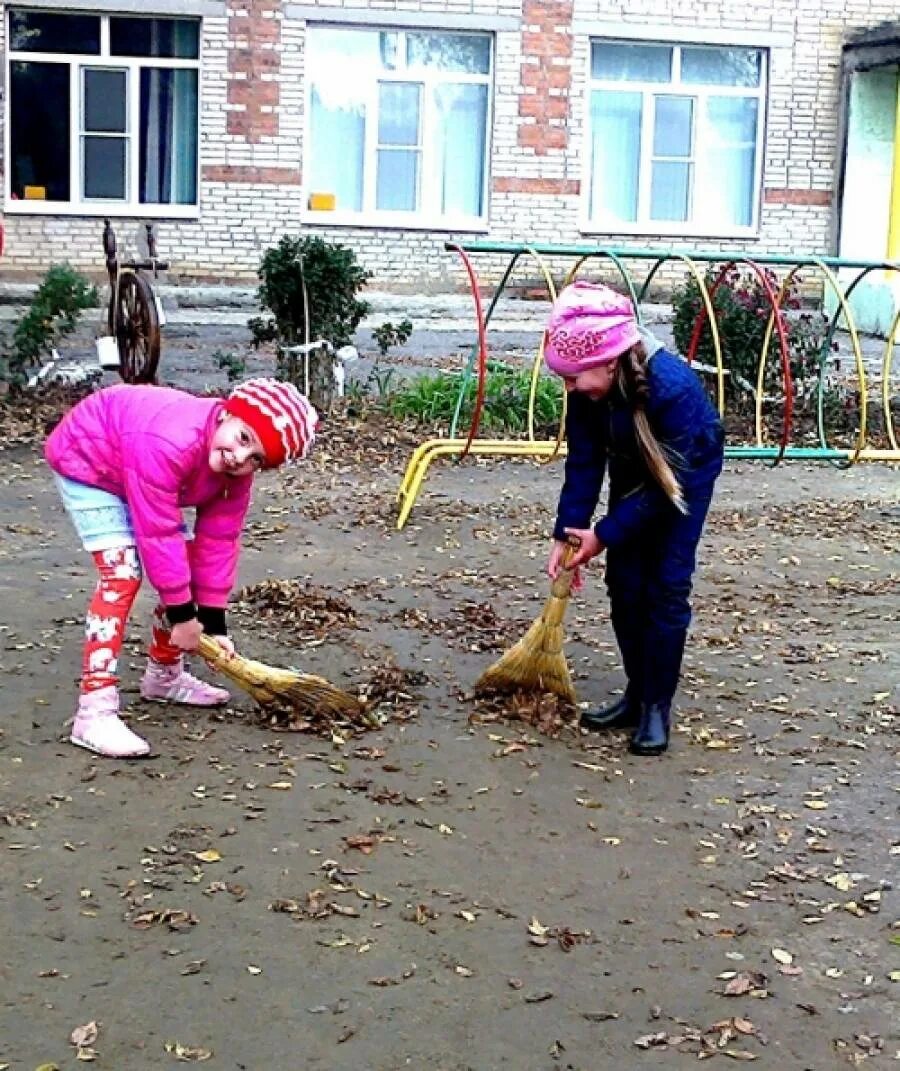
223, 378, 319, 468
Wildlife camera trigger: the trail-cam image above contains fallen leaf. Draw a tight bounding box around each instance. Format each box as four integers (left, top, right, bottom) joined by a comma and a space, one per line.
191, 850, 221, 864
633, 1032, 669, 1049
524, 990, 554, 1003
723, 971, 767, 996
164, 1042, 213, 1061
69, 1022, 99, 1048
344, 834, 377, 854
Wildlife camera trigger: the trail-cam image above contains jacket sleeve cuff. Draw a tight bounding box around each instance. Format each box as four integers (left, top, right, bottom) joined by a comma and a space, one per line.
197, 606, 227, 636
165, 601, 198, 626
595, 516, 623, 549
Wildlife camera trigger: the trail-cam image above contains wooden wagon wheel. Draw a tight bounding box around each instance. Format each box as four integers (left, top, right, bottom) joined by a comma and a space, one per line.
108, 273, 160, 384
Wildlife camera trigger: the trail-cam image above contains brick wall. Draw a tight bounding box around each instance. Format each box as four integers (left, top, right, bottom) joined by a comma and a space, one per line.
0, 0, 895, 289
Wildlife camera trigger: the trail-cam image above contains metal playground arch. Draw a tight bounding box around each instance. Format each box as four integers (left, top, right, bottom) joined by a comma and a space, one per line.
395, 241, 900, 529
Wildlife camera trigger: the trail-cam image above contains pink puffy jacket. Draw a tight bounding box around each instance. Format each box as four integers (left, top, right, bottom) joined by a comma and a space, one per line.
45, 385, 253, 609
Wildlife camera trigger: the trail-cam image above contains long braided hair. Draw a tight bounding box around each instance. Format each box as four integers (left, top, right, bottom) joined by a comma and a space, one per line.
616, 342, 687, 514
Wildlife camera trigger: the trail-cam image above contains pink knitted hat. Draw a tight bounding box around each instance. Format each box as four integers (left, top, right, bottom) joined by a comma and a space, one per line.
544, 281, 641, 376
224, 378, 319, 467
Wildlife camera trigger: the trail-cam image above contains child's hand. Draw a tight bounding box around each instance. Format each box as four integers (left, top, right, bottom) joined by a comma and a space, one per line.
170, 618, 204, 652
547, 538, 584, 591
563, 527, 604, 571
211, 636, 236, 659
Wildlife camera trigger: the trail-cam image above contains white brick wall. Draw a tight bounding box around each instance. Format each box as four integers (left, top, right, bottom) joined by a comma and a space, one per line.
0, 0, 895, 287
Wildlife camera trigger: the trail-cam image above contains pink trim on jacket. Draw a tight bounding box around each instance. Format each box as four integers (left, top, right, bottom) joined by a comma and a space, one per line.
45, 385, 253, 608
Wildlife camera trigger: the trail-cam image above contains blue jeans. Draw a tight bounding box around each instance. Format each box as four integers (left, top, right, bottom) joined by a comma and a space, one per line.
605, 476, 718, 707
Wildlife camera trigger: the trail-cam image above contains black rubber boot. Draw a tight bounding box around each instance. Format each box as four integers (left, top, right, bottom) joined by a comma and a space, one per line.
580, 691, 640, 732
629, 702, 671, 756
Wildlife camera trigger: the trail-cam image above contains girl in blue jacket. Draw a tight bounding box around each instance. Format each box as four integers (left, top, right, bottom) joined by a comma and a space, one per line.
545, 281, 725, 755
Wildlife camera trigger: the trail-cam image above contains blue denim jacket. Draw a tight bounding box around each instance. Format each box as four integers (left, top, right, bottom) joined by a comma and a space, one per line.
553, 349, 725, 549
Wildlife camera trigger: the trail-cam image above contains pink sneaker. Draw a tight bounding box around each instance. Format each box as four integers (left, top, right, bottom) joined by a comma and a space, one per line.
71, 686, 151, 759
140, 660, 230, 707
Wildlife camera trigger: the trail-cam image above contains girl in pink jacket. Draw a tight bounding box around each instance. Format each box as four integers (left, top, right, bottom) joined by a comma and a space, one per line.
45, 378, 318, 759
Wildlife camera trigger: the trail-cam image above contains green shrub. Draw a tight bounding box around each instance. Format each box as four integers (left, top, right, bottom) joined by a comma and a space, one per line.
672, 267, 831, 402
213, 349, 247, 384
372, 318, 413, 357
249, 235, 371, 350
389, 360, 564, 436
1, 265, 97, 389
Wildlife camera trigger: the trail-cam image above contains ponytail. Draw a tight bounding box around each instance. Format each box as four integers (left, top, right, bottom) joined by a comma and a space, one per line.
617, 344, 687, 514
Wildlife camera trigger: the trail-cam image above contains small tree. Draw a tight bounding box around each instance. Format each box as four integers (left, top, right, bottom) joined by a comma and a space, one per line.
249, 235, 371, 349
672, 268, 832, 404
1, 265, 97, 391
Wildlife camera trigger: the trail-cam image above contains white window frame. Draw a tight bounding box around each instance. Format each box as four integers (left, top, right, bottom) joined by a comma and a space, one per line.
581, 39, 767, 239
4, 9, 201, 218
302, 25, 493, 232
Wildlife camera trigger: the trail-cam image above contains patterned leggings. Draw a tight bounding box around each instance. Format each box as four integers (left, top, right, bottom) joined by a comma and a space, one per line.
82, 547, 182, 694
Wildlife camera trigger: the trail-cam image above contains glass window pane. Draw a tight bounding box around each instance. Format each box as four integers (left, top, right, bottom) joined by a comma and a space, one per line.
434, 83, 487, 216
681, 47, 761, 87
140, 69, 198, 204
378, 83, 421, 147
9, 9, 99, 54
589, 89, 641, 223
376, 149, 419, 210
84, 70, 127, 133
308, 27, 384, 78
651, 160, 691, 221
406, 32, 491, 74
591, 42, 671, 82
378, 31, 401, 70
110, 17, 200, 59
653, 96, 693, 157
309, 86, 365, 212
84, 137, 127, 199
698, 97, 759, 226
10, 61, 70, 200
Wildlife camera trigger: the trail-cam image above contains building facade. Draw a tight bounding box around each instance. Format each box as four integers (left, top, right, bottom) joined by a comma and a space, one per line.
1, 0, 898, 290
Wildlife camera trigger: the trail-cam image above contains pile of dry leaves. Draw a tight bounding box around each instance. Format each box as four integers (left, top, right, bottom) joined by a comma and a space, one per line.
234, 579, 359, 644
397, 599, 527, 652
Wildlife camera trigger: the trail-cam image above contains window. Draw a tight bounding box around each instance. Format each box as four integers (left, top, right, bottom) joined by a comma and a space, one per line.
6, 8, 200, 212
586, 41, 765, 233
306, 27, 492, 225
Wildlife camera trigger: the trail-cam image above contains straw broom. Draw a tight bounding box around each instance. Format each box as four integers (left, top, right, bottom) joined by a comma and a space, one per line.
197, 635, 372, 726
475, 541, 578, 703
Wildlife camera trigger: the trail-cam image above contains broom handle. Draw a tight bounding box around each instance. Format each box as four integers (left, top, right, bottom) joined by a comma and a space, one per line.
549, 539, 579, 599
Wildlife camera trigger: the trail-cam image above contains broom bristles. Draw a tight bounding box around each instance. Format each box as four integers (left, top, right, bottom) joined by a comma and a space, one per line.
475, 565, 577, 704
197, 636, 365, 720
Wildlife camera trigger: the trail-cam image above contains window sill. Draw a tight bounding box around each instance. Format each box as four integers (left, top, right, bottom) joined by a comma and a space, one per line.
301, 211, 490, 234
579, 219, 762, 242
4, 200, 201, 220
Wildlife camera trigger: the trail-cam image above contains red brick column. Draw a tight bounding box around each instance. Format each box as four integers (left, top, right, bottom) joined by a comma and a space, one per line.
518, 0, 573, 158
227, 0, 282, 143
